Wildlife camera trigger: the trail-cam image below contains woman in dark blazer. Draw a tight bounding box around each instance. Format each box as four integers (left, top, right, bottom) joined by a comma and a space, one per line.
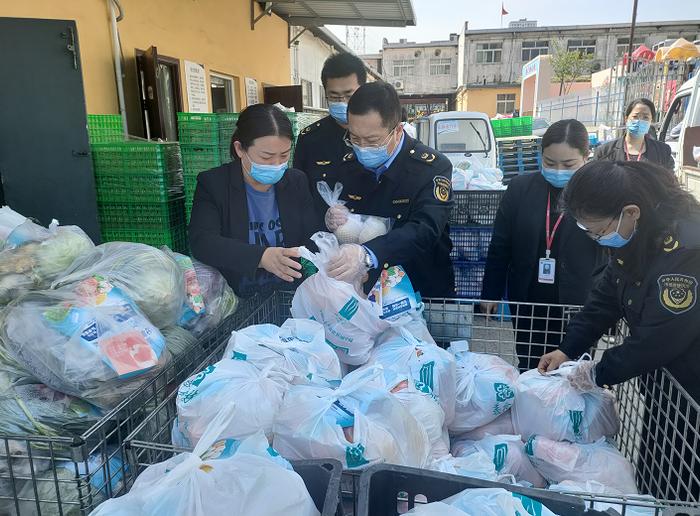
594, 98, 675, 171
481, 119, 607, 370
189, 104, 320, 297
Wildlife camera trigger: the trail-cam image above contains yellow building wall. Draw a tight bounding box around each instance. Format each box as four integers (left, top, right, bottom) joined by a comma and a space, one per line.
458, 87, 521, 118
0, 0, 291, 117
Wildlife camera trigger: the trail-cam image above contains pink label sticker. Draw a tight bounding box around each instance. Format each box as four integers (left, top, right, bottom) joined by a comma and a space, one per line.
99, 331, 158, 376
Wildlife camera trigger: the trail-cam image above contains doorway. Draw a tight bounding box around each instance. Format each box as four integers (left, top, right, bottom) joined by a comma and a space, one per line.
135, 47, 183, 141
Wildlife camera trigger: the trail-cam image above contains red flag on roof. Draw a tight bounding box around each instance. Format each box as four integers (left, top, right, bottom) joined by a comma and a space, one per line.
501, 3, 509, 15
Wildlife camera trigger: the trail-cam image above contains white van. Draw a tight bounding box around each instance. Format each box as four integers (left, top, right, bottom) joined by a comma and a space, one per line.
659, 73, 700, 168
414, 112, 498, 170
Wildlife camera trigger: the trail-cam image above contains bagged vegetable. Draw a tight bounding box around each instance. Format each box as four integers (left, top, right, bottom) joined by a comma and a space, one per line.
317, 182, 391, 244
405, 488, 557, 516
452, 435, 546, 488
181, 259, 238, 336
549, 481, 657, 516
448, 341, 519, 434
0, 222, 94, 304
54, 242, 185, 328
511, 361, 619, 443
454, 411, 515, 442
526, 436, 638, 494
273, 365, 431, 469
174, 358, 288, 448
91, 408, 320, 516
292, 232, 390, 365
0, 276, 169, 409
366, 327, 457, 426
223, 319, 342, 385
0, 206, 27, 246
430, 451, 500, 481
162, 326, 198, 359
171, 252, 206, 326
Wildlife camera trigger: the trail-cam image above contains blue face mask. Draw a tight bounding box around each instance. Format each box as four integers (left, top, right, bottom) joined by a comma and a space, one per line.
353, 143, 391, 169
597, 211, 636, 248
246, 157, 287, 185
541, 168, 577, 189
626, 119, 651, 138
328, 102, 348, 125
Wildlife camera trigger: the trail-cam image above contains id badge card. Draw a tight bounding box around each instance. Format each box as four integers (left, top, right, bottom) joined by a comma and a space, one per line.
538, 258, 556, 284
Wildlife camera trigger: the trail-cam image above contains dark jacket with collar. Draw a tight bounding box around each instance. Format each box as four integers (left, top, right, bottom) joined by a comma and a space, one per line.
293, 116, 351, 224
593, 134, 675, 171
559, 211, 700, 402
335, 135, 455, 298
482, 173, 607, 304
188, 160, 320, 296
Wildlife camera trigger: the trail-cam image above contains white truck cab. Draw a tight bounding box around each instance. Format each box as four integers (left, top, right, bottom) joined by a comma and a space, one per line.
414, 111, 497, 170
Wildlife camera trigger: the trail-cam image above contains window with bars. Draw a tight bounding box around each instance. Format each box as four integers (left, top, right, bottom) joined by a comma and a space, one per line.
567, 39, 597, 55
318, 84, 328, 109
521, 40, 549, 61
301, 79, 313, 107
616, 36, 645, 56
496, 93, 516, 114
476, 42, 502, 64
430, 57, 452, 75
392, 59, 416, 76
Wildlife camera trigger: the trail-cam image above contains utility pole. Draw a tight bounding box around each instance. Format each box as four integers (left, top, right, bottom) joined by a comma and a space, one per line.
626, 0, 639, 74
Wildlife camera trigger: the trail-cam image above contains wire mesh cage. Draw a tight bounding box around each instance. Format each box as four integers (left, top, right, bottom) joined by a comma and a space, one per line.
0, 295, 266, 515
122, 291, 700, 515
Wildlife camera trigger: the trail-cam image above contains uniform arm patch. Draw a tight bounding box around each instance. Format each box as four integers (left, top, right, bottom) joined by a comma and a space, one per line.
658, 274, 697, 314
433, 176, 451, 202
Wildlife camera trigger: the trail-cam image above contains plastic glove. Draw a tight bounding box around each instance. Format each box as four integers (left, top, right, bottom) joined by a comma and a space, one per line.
567, 360, 598, 392
325, 205, 350, 231
326, 244, 369, 285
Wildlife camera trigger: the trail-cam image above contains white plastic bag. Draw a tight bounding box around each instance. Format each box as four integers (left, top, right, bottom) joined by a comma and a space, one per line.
452, 435, 546, 488
526, 436, 638, 494
0, 277, 168, 409
430, 451, 499, 481
0, 206, 27, 245
454, 411, 515, 442
406, 488, 557, 516
91, 408, 320, 516
273, 365, 431, 469
367, 327, 457, 426
317, 182, 391, 244
223, 319, 342, 384
448, 341, 519, 434
54, 242, 186, 328
292, 233, 390, 365
549, 480, 657, 516
511, 361, 619, 443
174, 358, 288, 447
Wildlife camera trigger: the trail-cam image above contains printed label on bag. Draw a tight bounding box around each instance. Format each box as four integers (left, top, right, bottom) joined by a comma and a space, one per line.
201, 439, 240, 461
493, 443, 508, 472
368, 266, 418, 320
339, 297, 360, 321
99, 331, 158, 377
329, 399, 355, 428
569, 410, 583, 438
345, 443, 369, 468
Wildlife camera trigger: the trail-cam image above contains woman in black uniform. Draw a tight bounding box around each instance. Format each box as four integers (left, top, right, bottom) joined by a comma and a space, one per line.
539, 160, 700, 500
481, 119, 606, 370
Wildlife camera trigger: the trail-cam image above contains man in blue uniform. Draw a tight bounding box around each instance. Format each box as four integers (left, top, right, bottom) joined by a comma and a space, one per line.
293, 53, 367, 222
325, 82, 455, 297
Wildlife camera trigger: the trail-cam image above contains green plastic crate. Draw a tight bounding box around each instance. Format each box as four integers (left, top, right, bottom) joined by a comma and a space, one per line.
98, 198, 186, 230
93, 169, 184, 203
91, 141, 182, 173
101, 225, 188, 254
88, 114, 124, 143
181, 145, 222, 174
219, 145, 232, 164
177, 113, 219, 146
217, 113, 239, 147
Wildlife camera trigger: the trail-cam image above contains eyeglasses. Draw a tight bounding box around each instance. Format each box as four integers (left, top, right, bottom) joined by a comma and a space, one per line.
576, 213, 621, 241
344, 126, 397, 149
326, 94, 353, 103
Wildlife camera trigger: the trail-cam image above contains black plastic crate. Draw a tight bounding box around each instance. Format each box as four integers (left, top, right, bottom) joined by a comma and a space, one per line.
293, 459, 343, 516
356, 464, 588, 516
454, 260, 485, 298
449, 227, 492, 262
449, 191, 504, 226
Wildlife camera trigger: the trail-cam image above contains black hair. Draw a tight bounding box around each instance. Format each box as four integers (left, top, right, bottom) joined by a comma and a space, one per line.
321, 53, 367, 88
347, 82, 401, 129
541, 119, 589, 157
229, 104, 293, 160
563, 160, 699, 279
625, 98, 656, 120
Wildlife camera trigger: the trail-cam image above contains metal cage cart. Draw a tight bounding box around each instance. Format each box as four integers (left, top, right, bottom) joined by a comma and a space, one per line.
0, 296, 267, 516
123, 291, 700, 516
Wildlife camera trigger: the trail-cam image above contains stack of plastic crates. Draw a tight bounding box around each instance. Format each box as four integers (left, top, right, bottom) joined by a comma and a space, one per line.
449, 191, 504, 298
91, 140, 188, 253
0, 294, 262, 515
178, 113, 223, 222
217, 112, 238, 164
87, 114, 124, 143
287, 112, 324, 167
490, 116, 533, 139
497, 136, 542, 184
122, 291, 700, 515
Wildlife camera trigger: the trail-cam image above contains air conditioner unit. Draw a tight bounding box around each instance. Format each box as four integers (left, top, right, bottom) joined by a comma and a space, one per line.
393, 80, 405, 90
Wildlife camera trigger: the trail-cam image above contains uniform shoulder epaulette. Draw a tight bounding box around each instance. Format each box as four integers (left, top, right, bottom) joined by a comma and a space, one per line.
408, 146, 438, 165
298, 120, 325, 137
667, 215, 700, 252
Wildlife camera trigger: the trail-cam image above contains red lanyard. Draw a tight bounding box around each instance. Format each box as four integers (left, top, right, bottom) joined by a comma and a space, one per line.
624, 140, 644, 162
546, 192, 564, 258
